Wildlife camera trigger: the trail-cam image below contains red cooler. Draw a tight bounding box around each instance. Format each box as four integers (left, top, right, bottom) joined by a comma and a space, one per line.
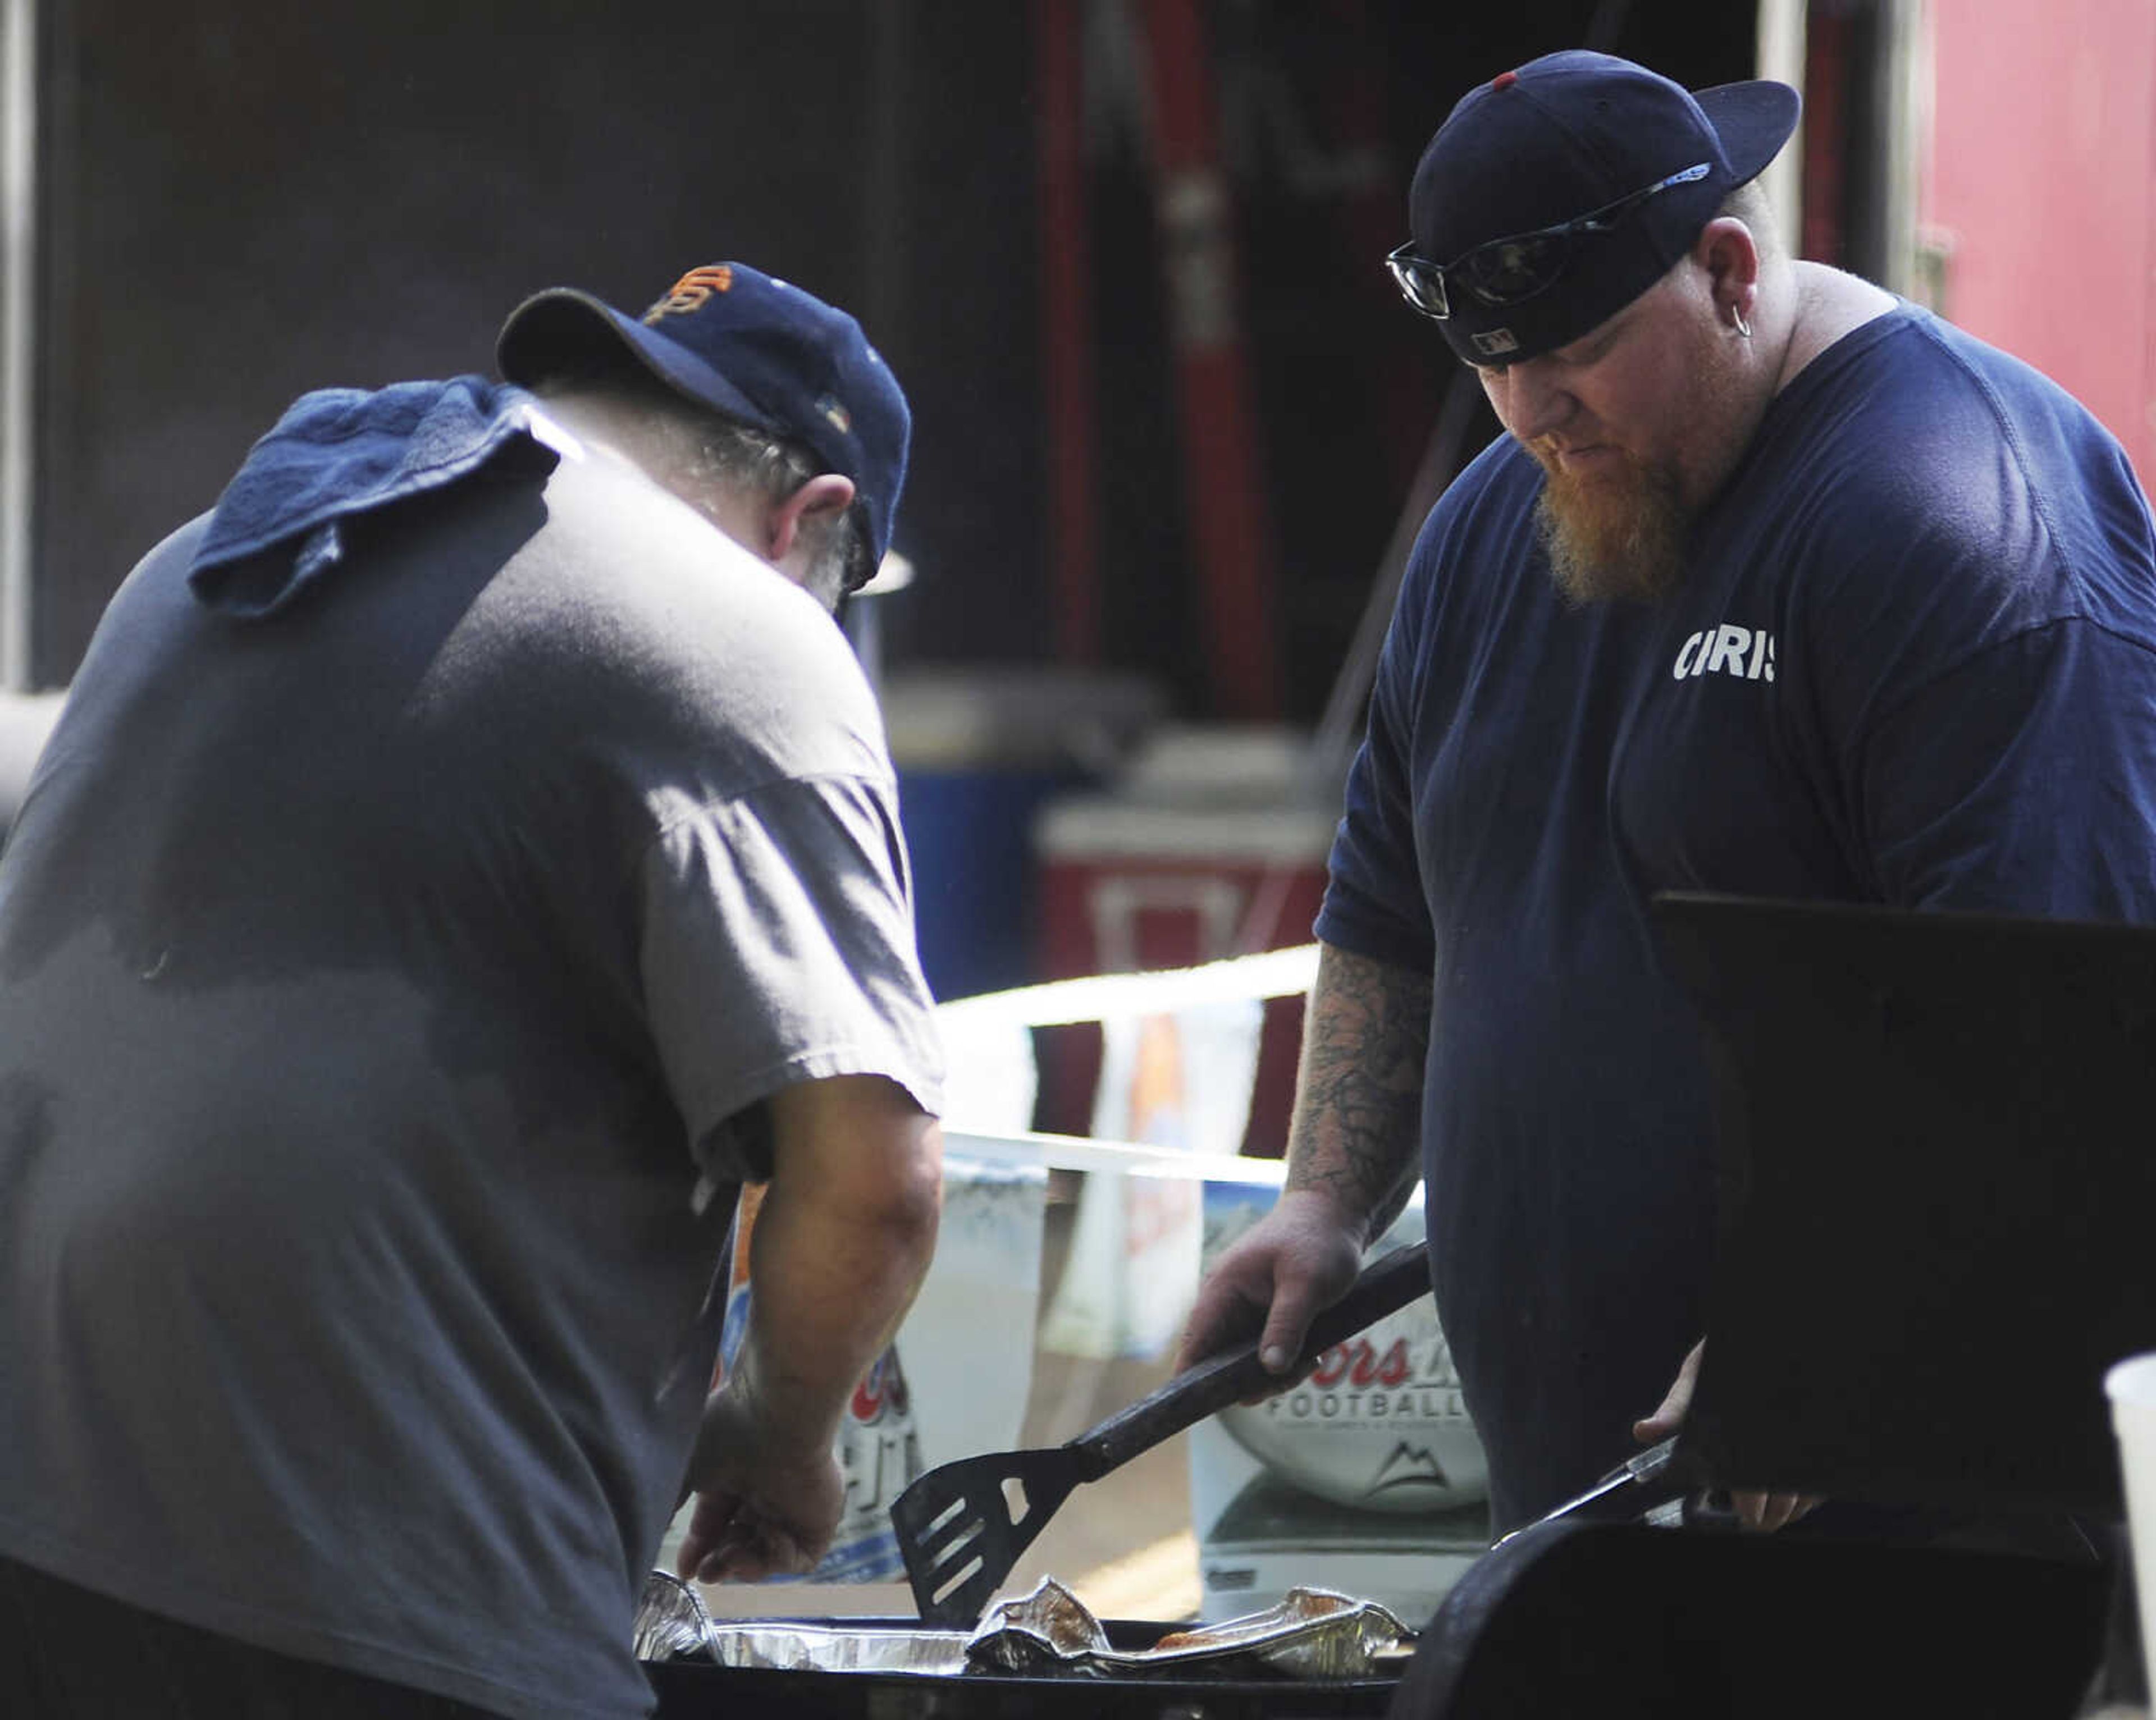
1031, 727, 1340, 1155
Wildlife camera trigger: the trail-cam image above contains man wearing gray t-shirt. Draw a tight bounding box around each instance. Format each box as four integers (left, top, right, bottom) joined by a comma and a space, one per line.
0, 262, 945, 1718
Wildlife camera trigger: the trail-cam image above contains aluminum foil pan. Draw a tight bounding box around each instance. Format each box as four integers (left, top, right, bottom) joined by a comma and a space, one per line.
636, 1572, 976, 1675
706, 1619, 977, 1676
633, 1570, 1417, 1682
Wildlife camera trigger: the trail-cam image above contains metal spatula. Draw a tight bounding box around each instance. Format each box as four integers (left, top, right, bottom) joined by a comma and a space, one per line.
889, 1241, 1432, 1627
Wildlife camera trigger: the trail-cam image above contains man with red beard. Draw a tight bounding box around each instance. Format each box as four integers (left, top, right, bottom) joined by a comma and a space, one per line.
1177, 51, 2156, 1544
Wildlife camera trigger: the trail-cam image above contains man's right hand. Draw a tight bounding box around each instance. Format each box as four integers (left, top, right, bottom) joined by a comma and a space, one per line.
1634, 1338, 1820, 1533
1170, 1188, 1367, 1387
675, 1383, 846, 1584
674, 1074, 939, 1585
1172, 943, 1431, 1391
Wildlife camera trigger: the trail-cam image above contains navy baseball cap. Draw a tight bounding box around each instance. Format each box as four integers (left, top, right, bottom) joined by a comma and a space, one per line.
1400, 51, 1799, 366
496, 262, 911, 564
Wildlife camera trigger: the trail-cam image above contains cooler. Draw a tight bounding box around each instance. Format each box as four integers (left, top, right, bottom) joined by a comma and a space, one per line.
1031, 727, 1340, 1154
883, 667, 1162, 1001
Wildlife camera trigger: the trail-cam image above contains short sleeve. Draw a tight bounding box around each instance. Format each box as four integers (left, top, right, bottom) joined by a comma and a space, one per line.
1859, 618, 2156, 916
1315, 550, 1440, 973
637, 770, 945, 1204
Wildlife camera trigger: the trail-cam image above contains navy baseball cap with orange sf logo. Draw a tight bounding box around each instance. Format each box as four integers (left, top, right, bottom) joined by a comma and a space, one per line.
1390, 51, 1800, 367
496, 261, 911, 565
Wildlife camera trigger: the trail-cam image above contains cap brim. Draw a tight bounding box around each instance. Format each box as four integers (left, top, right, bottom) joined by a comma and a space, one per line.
852, 548, 914, 597
494, 289, 778, 437
1695, 79, 1802, 184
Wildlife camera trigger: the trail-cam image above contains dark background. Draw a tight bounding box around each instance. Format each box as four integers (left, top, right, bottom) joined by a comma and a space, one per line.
29, 0, 1756, 716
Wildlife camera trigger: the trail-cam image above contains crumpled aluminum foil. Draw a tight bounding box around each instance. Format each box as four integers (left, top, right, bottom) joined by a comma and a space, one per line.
633, 1571, 721, 1664
966, 1578, 1417, 1681
633, 1570, 1416, 1682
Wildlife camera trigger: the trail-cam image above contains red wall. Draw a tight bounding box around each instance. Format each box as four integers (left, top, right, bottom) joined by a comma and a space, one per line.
1925, 0, 2156, 489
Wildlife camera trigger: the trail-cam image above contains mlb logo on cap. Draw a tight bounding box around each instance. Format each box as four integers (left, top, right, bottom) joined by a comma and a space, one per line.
497, 260, 912, 565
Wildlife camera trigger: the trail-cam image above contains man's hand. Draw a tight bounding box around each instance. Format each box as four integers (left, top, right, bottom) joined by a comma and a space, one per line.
1630, 1337, 1704, 1446
1171, 1188, 1365, 1390
1634, 1339, 1820, 1533
1170, 943, 1432, 1394
675, 1384, 846, 1584
673, 1074, 939, 1584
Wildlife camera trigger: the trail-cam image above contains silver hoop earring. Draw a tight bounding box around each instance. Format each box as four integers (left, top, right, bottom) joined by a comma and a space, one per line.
1731, 309, 1752, 340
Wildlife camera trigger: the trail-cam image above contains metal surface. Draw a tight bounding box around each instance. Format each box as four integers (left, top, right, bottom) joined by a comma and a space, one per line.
1491, 1436, 1698, 1548
640, 1579, 1407, 1719
967, 1578, 1416, 1681
640, 1573, 1414, 1685
890, 1242, 1432, 1627
1, 0, 35, 689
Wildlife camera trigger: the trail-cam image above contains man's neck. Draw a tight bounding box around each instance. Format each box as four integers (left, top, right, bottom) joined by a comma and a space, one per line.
1771, 261, 1899, 395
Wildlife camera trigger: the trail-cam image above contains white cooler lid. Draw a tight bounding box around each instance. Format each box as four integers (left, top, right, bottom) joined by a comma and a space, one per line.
1035, 796, 1339, 864
1035, 724, 1342, 862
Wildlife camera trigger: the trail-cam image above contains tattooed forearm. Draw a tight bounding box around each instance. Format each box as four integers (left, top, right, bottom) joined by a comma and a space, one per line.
1282, 940, 1433, 1238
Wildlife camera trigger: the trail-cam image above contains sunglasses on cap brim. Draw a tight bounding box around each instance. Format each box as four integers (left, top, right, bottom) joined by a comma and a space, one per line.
1385, 162, 1710, 323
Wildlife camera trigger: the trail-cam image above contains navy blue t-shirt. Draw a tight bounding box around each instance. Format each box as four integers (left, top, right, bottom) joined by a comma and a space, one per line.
1319, 303, 2156, 1533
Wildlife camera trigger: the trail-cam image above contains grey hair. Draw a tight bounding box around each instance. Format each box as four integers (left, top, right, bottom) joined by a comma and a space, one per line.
532, 355, 874, 596
672, 413, 875, 597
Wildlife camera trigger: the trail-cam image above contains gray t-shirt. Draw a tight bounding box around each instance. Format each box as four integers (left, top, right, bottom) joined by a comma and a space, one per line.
0, 442, 943, 1717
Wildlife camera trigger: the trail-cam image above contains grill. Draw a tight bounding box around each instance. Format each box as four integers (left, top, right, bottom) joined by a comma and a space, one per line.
645, 1614, 1401, 1720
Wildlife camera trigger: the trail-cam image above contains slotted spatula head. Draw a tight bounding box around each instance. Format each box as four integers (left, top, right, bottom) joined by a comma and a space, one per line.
889, 1242, 1432, 1627
888, 1444, 1093, 1626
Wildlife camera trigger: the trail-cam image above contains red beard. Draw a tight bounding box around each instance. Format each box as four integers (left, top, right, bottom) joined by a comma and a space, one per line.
1529, 443, 1689, 606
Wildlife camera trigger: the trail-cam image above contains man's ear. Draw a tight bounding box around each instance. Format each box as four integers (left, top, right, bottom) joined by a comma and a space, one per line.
1694, 215, 1762, 329
767, 473, 857, 565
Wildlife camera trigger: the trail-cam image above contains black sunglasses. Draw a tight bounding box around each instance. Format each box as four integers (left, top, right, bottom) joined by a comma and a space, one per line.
1386, 162, 1711, 322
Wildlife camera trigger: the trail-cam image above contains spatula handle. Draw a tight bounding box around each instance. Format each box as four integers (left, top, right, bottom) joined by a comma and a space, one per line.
1074, 1241, 1432, 1477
